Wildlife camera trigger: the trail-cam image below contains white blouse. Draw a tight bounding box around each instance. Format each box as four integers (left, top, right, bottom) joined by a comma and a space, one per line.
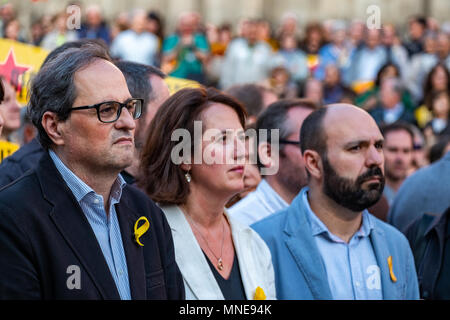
160, 204, 276, 300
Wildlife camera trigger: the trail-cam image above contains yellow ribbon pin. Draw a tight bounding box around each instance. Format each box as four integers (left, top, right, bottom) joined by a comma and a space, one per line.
254, 286, 266, 300
387, 256, 397, 283
134, 217, 150, 247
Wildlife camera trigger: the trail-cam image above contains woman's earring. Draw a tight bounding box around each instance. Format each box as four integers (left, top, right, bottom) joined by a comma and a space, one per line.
185, 172, 191, 183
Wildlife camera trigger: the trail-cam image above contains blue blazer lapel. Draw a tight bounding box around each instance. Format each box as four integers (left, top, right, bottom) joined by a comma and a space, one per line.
370, 227, 400, 299
283, 192, 333, 300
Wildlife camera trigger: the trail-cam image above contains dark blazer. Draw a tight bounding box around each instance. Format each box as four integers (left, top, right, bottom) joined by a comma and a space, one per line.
0, 138, 44, 188
0, 152, 185, 300
405, 207, 450, 299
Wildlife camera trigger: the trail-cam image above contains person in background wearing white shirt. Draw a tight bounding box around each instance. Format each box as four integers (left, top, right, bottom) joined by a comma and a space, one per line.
229, 99, 315, 226
347, 28, 387, 86
219, 19, 273, 90
110, 9, 159, 66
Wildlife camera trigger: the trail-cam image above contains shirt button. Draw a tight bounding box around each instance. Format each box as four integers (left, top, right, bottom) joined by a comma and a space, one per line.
94, 198, 100, 204
118, 269, 124, 276
355, 281, 360, 287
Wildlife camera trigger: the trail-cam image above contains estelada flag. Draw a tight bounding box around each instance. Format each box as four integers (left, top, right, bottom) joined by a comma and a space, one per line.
0, 39, 49, 105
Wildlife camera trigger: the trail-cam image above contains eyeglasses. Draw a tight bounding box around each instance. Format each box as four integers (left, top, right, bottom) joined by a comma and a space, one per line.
279, 139, 301, 146
70, 98, 143, 123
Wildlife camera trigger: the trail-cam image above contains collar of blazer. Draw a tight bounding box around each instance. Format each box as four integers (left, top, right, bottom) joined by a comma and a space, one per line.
161, 204, 258, 300
283, 188, 402, 300
36, 151, 147, 299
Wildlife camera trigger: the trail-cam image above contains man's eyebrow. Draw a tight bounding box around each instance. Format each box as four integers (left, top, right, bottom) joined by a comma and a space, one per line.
101, 97, 133, 103
343, 138, 384, 148
343, 140, 368, 147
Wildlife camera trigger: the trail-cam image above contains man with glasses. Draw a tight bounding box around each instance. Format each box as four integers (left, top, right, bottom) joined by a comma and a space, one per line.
0, 42, 171, 189
0, 45, 184, 299
229, 99, 316, 226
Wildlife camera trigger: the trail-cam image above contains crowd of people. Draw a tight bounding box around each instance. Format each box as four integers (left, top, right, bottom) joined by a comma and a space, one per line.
0, 2, 449, 301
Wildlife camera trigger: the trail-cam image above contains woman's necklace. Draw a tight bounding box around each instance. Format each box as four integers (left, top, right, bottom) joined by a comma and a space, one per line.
185, 213, 225, 271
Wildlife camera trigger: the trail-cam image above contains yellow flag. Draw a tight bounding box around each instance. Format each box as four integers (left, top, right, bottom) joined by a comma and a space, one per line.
0, 39, 49, 105
0, 140, 19, 163
164, 76, 201, 95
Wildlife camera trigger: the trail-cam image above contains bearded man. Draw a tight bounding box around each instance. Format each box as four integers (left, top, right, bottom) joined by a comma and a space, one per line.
252, 104, 419, 300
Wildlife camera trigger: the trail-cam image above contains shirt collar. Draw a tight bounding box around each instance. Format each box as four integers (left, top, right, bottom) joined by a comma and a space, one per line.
257, 179, 289, 207
383, 102, 404, 123
302, 187, 375, 242
49, 149, 126, 204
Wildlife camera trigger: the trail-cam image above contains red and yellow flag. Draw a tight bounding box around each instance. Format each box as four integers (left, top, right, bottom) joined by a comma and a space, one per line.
0, 39, 49, 105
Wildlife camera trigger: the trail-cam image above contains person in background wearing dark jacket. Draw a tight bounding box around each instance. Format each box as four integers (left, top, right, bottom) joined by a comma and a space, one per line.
403, 16, 427, 58
405, 206, 450, 299
77, 5, 111, 45
0, 44, 184, 299
0, 79, 4, 136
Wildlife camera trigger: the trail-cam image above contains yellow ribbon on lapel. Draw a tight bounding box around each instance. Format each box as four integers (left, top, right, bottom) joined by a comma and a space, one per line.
387, 256, 397, 283
134, 217, 150, 246
254, 286, 266, 300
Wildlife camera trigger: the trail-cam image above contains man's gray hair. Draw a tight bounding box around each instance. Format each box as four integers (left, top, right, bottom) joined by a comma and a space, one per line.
28, 44, 112, 150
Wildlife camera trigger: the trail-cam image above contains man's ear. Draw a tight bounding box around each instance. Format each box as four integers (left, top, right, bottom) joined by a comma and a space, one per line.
41, 111, 65, 146
303, 149, 322, 180
258, 141, 274, 169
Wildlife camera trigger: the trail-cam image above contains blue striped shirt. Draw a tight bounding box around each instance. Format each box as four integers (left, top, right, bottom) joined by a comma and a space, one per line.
49, 150, 131, 300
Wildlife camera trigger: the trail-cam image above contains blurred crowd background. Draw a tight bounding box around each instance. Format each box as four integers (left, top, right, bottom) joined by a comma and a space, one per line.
0, 0, 450, 168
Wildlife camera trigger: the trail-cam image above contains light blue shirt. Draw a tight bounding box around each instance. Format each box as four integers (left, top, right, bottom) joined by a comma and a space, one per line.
302, 189, 383, 300
49, 150, 131, 300
349, 46, 387, 83
220, 38, 273, 89
229, 179, 288, 226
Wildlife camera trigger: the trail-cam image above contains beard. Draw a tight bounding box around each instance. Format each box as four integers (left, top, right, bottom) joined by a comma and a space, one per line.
322, 156, 385, 212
